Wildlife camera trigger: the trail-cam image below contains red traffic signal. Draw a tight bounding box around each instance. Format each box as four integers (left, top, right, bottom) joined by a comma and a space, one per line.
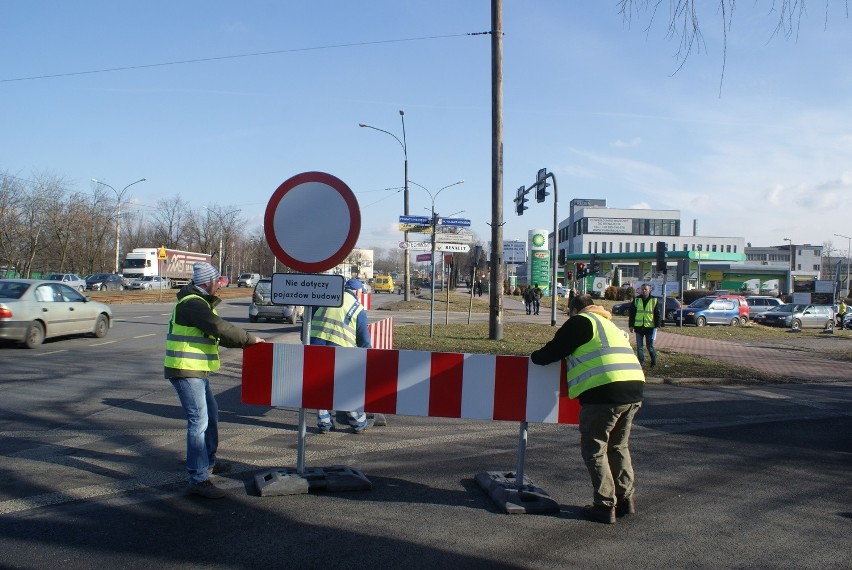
577, 263, 585, 272
566, 271, 573, 280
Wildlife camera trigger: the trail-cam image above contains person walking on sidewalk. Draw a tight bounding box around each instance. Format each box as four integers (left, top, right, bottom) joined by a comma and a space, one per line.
523, 286, 535, 315
165, 262, 265, 499
532, 283, 542, 315
311, 278, 373, 434
628, 284, 662, 367
530, 294, 645, 524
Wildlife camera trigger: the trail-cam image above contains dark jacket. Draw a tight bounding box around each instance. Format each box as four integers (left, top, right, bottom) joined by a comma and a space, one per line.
530, 306, 643, 405
164, 284, 255, 379
628, 295, 663, 330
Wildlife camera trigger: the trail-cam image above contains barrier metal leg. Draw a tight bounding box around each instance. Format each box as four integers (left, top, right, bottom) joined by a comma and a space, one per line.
297, 408, 306, 475
474, 420, 559, 514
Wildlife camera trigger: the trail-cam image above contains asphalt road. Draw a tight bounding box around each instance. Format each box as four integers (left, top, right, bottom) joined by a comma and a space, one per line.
0, 296, 850, 569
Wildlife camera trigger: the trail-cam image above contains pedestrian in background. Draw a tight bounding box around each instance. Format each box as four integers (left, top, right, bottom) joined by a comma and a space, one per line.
165, 262, 265, 499
532, 283, 542, 315
523, 286, 535, 315
311, 278, 373, 434
628, 283, 662, 367
530, 294, 645, 524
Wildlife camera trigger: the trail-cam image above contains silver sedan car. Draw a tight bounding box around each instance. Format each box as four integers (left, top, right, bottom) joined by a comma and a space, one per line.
0, 279, 113, 348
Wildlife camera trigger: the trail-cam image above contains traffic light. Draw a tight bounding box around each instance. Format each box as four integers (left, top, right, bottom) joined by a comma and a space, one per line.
566, 271, 573, 281
589, 254, 598, 275
535, 168, 550, 203
576, 263, 586, 278
656, 241, 667, 272
514, 186, 528, 216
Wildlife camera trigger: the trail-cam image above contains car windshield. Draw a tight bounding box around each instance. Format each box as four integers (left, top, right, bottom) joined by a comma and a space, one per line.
45, 274, 63, 280
688, 298, 714, 309
141, 276, 155, 281
87, 274, 107, 281
768, 305, 794, 313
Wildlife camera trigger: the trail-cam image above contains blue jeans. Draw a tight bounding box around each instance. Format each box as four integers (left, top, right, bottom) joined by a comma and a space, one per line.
170, 377, 219, 484
634, 328, 657, 366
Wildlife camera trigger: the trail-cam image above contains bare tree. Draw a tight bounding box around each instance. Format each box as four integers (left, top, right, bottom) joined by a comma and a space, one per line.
617, 1, 849, 91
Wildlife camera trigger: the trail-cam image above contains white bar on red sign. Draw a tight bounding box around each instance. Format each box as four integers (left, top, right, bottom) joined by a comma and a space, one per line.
241, 344, 580, 424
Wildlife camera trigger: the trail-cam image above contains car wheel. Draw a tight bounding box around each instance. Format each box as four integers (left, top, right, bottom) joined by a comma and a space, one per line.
249, 315, 258, 323
824, 320, 834, 331
93, 314, 109, 338
740, 315, 749, 325
24, 321, 45, 348
288, 314, 296, 325
119, 285, 124, 291
100, 284, 106, 291
791, 319, 802, 331
730, 317, 740, 326
78, 286, 85, 293
695, 316, 706, 327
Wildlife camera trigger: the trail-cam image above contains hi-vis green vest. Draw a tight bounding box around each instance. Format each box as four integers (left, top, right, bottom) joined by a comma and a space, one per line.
163, 294, 220, 372
633, 296, 658, 328
310, 292, 363, 347
566, 312, 645, 399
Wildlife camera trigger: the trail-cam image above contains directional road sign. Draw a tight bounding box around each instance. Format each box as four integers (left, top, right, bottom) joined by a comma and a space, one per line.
439, 217, 471, 227
398, 223, 433, 233
435, 243, 470, 253
399, 215, 430, 225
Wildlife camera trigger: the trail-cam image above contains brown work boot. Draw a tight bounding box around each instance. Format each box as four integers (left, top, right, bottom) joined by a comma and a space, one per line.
616, 496, 636, 517
583, 504, 616, 524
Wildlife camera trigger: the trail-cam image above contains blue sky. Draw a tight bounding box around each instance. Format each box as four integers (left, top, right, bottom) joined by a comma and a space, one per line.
3, 1, 851, 256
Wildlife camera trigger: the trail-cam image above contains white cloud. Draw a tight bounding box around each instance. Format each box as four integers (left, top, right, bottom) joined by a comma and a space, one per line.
611, 137, 642, 148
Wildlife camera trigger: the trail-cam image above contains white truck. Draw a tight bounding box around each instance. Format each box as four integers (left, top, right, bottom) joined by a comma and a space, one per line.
122, 247, 212, 288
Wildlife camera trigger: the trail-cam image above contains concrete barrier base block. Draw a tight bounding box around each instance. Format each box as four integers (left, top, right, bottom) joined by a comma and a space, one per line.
255, 465, 371, 496
475, 470, 560, 515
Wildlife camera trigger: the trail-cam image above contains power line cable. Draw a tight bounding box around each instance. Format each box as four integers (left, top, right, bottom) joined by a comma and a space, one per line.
1, 32, 489, 84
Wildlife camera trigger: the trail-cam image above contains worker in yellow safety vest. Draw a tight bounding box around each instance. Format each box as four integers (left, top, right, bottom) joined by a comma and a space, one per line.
628, 283, 663, 367
310, 278, 373, 434
530, 294, 645, 524
165, 262, 264, 499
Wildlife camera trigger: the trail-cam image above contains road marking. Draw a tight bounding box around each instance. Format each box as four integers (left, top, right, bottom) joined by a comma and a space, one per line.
91, 341, 117, 346
36, 349, 68, 355
133, 334, 157, 339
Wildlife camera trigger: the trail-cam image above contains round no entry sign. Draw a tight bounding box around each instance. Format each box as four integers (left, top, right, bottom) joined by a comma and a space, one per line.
264, 172, 361, 273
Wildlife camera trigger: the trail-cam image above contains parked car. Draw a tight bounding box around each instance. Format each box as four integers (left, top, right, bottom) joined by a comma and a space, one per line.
127, 275, 171, 290
237, 273, 261, 288
248, 278, 303, 324
44, 273, 86, 292
85, 273, 125, 291
612, 297, 681, 322
745, 296, 785, 319
753, 304, 835, 331
217, 275, 230, 288
714, 294, 750, 324
0, 279, 112, 348
676, 297, 742, 327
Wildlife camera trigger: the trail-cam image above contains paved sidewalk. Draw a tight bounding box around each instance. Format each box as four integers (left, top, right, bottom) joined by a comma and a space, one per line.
501, 295, 849, 382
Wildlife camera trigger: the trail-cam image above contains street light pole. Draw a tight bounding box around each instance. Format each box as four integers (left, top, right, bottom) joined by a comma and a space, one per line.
360, 111, 411, 301
92, 178, 147, 274
783, 238, 794, 296
409, 180, 464, 337
835, 233, 851, 297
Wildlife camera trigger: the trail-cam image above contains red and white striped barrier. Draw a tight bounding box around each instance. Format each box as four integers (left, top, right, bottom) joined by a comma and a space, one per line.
241, 344, 579, 424
367, 317, 393, 349
354, 290, 371, 310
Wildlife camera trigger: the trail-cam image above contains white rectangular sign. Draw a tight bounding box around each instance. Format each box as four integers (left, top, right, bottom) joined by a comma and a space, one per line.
587, 218, 632, 234
271, 273, 344, 307
435, 243, 470, 252
435, 233, 473, 244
